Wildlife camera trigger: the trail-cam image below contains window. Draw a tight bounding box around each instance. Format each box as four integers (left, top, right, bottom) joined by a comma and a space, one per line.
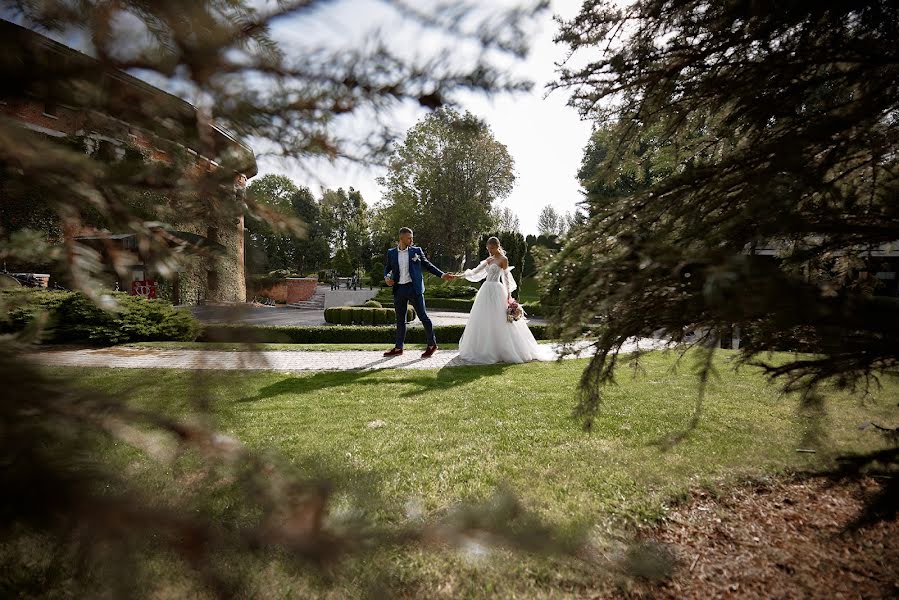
42, 101, 58, 118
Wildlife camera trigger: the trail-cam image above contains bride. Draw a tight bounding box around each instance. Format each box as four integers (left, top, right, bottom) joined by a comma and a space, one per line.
453, 236, 554, 364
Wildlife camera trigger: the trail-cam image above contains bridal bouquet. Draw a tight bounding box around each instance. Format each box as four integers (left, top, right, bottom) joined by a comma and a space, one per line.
507, 299, 524, 322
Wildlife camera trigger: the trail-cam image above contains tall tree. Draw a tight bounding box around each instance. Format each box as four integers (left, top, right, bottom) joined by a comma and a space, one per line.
536, 205, 560, 236
376, 107, 516, 268
493, 206, 521, 233
290, 186, 330, 274
344, 188, 372, 271
321, 187, 370, 269
245, 175, 332, 275
549, 0, 899, 514
246, 174, 302, 272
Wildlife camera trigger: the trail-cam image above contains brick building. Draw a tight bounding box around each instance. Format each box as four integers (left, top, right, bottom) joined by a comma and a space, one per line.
0, 19, 257, 304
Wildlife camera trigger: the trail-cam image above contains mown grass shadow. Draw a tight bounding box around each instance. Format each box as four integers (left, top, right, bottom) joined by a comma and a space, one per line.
237, 360, 512, 403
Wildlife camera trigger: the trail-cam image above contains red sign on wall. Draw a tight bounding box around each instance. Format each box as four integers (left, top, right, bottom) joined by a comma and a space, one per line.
131, 279, 158, 298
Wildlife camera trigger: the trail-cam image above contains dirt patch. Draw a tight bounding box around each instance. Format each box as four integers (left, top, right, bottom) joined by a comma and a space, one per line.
630, 477, 898, 599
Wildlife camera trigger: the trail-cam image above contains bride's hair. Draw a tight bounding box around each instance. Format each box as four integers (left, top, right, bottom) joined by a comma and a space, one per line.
486, 236, 506, 256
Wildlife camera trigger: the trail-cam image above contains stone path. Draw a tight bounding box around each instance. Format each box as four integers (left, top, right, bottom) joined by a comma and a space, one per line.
29, 338, 665, 372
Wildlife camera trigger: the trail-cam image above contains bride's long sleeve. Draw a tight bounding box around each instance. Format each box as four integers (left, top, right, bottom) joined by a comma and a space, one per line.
462, 259, 489, 282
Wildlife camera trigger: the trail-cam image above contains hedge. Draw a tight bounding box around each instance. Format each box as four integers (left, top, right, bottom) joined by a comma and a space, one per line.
200, 323, 550, 344
0, 289, 201, 345
521, 302, 557, 318
421, 298, 475, 312
426, 285, 478, 299
376, 297, 558, 320
324, 305, 415, 325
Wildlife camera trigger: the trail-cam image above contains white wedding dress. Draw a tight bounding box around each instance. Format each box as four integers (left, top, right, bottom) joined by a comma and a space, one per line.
457, 259, 555, 364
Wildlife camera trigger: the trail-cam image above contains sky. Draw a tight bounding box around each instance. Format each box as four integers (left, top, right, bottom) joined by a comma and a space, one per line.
259, 0, 591, 236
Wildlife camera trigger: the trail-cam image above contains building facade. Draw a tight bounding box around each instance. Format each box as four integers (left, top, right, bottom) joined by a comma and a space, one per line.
0, 20, 257, 305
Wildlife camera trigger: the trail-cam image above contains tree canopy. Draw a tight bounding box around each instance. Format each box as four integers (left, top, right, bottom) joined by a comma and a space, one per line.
245, 174, 329, 275
548, 0, 899, 513
375, 107, 516, 269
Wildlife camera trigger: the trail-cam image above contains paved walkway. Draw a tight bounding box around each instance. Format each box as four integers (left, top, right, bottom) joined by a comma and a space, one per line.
29, 338, 665, 372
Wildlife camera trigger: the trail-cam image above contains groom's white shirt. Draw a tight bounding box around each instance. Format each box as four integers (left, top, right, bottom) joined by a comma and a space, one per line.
397, 247, 412, 284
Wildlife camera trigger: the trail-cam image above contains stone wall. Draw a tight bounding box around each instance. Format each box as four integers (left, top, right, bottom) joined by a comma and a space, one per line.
3, 99, 252, 306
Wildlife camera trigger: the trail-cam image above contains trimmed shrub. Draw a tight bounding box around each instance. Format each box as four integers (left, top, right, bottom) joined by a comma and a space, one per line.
364, 300, 382, 308
0, 289, 200, 345
323, 306, 415, 326
422, 298, 475, 312
425, 285, 478, 299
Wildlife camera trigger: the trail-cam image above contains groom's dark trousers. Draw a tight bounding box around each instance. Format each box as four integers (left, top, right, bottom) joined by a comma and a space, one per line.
393, 282, 436, 348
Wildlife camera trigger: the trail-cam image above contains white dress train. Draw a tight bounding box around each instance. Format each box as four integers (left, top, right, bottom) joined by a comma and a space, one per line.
457, 259, 554, 364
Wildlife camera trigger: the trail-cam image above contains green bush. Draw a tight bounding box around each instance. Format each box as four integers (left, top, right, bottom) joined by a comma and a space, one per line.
323, 306, 415, 326
200, 323, 551, 344
521, 302, 556, 318
364, 300, 382, 308
425, 284, 478, 299
422, 298, 475, 312
374, 288, 393, 302
0, 289, 201, 345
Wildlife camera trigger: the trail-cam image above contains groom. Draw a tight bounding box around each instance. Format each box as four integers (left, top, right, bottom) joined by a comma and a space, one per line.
383, 227, 455, 358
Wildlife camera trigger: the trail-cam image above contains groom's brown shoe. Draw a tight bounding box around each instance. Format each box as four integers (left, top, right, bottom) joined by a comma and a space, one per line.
383, 347, 403, 357
421, 345, 438, 358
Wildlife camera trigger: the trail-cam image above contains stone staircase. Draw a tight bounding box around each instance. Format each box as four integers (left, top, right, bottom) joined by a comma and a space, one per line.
287, 286, 327, 310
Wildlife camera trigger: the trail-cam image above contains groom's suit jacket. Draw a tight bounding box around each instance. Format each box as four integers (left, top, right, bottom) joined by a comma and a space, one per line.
384, 246, 444, 296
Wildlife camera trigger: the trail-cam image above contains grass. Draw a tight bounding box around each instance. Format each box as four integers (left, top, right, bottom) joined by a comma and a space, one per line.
517, 276, 540, 303
34, 350, 899, 598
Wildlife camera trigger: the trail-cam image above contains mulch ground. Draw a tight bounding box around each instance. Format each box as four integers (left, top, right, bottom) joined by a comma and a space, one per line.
628, 476, 898, 599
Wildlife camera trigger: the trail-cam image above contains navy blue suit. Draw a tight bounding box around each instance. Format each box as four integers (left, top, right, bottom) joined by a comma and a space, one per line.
385, 246, 444, 348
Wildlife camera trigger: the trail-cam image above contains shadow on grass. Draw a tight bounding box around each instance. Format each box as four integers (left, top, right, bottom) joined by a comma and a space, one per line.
237, 361, 512, 403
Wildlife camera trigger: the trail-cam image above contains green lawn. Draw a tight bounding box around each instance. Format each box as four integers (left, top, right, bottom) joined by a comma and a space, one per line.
39, 350, 898, 598
517, 276, 540, 303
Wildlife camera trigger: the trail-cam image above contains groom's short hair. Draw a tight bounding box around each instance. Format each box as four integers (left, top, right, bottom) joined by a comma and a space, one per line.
399, 227, 413, 236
